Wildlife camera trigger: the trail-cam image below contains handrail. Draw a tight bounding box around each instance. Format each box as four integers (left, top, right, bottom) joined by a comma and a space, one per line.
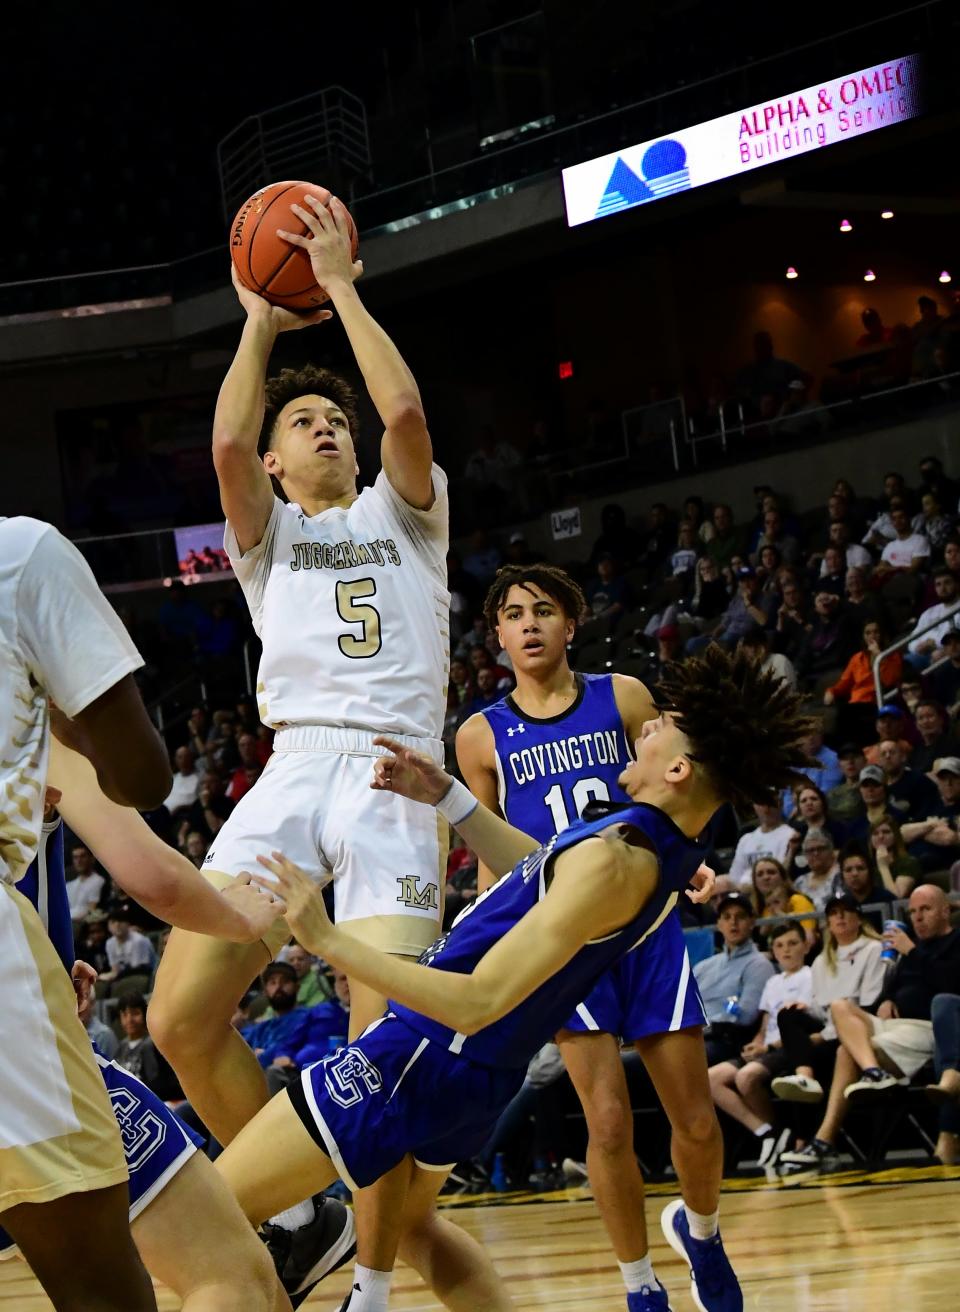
873, 600, 960, 704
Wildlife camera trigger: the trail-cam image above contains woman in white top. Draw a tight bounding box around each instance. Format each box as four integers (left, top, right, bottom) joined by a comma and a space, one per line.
771, 891, 885, 1102
708, 921, 813, 1165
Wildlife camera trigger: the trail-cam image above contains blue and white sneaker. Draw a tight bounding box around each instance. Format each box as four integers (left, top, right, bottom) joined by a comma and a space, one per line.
626, 1280, 674, 1309
660, 1200, 742, 1312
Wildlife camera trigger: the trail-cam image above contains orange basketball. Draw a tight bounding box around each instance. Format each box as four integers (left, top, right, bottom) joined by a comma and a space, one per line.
229, 180, 359, 310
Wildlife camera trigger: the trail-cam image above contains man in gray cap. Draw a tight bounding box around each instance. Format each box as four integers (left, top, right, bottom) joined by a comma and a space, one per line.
901, 758, 960, 872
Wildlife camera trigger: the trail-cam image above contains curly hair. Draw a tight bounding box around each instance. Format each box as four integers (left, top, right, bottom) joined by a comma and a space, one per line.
259, 365, 360, 457
653, 644, 815, 810
482, 564, 587, 630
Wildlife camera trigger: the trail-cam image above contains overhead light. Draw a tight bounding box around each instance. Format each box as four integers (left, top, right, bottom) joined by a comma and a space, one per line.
863, 269, 877, 282
880, 209, 895, 219
939, 270, 952, 284
785, 266, 798, 279
839, 218, 853, 232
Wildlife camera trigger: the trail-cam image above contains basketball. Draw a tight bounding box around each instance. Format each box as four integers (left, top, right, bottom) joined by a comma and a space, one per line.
229, 180, 359, 310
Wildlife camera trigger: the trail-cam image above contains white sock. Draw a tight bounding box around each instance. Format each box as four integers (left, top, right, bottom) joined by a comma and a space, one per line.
753, 1122, 773, 1137
267, 1197, 315, 1230
618, 1254, 656, 1292
685, 1206, 720, 1241
346, 1263, 392, 1311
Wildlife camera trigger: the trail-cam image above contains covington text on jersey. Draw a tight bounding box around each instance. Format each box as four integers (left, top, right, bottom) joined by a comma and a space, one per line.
289, 538, 402, 571
506, 730, 624, 786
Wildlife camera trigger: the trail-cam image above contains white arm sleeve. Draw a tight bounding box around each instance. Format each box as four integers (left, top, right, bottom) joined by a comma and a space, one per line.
17, 527, 143, 717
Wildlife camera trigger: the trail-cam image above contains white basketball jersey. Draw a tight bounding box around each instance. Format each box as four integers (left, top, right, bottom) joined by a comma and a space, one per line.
0, 518, 142, 884
227, 466, 450, 739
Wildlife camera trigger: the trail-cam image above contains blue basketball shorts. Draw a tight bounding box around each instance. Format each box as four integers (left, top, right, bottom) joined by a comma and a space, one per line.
562, 912, 706, 1042
288, 1015, 524, 1190
0, 1049, 201, 1258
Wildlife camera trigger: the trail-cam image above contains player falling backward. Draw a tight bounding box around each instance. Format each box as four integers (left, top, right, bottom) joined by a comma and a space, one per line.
456, 564, 732, 1312
210, 647, 811, 1312
146, 192, 469, 1300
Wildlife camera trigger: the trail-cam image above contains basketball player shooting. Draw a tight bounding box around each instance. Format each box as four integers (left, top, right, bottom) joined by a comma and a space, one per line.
146, 193, 468, 1299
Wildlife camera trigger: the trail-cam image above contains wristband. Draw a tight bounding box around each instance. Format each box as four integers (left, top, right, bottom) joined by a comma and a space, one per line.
436, 779, 478, 826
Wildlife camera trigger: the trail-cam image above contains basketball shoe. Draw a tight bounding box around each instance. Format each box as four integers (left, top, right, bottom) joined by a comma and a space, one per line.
261, 1195, 356, 1309
626, 1280, 674, 1309
660, 1200, 742, 1312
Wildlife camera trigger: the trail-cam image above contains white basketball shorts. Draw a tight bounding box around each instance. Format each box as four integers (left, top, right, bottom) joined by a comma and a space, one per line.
203, 726, 447, 957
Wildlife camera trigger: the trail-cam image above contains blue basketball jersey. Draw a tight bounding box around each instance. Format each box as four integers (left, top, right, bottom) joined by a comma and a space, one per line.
17, 818, 74, 972
483, 673, 632, 843
390, 802, 707, 1068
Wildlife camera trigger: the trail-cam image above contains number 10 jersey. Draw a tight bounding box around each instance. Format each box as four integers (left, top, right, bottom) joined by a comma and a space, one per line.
226, 466, 450, 741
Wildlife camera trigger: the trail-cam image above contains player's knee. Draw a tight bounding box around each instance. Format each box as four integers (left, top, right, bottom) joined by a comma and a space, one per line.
585, 1093, 634, 1156
148, 992, 221, 1062
733, 1066, 762, 1095
677, 1101, 721, 1151
829, 997, 854, 1023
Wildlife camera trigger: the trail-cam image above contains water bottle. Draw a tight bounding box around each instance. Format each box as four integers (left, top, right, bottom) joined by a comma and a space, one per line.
490, 1152, 509, 1193
724, 995, 744, 1022
881, 920, 908, 963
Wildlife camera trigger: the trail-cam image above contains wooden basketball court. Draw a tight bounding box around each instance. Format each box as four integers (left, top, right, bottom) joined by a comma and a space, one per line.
3, 1165, 957, 1309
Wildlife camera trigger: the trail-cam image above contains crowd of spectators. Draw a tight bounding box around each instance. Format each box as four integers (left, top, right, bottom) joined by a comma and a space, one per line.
59, 450, 960, 1187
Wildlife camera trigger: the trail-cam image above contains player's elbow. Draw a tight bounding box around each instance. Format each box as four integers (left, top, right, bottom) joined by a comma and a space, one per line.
385, 397, 427, 438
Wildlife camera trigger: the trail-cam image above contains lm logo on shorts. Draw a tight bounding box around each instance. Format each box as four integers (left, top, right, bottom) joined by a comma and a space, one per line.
396, 875, 439, 911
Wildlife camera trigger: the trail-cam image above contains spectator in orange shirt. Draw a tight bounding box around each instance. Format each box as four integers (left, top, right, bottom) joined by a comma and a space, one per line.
823, 622, 903, 745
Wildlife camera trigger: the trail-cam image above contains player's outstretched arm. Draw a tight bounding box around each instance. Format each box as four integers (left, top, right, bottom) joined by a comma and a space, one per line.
212, 268, 332, 553
281, 195, 433, 509
48, 739, 283, 943
372, 736, 538, 877
253, 839, 653, 1035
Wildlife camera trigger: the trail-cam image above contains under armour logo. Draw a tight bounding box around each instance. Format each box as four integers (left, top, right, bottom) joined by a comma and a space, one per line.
506, 724, 525, 737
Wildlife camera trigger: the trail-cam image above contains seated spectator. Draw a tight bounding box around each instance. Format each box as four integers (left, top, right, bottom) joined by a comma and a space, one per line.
705, 503, 744, 573
65, 843, 105, 929
856, 308, 892, 349
928, 626, 960, 716
875, 505, 930, 579
912, 702, 960, 775
749, 859, 816, 946
687, 556, 730, 624
226, 732, 263, 802
750, 508, 801, 568
811, 546, 846, 598
75, 909, 110, 974
774, 578, 810, 664
683, 495, 714, 546
183, 705, 211, 771
792, 829, 841, 912
113, 994, 182, 1101
99, 905, 156, 985
901, 757, 960, 873
869, 814, 922, 899
836, 846, 897, 930
876, 740, 940, 824
755, 545, 784, 597
182, 830, 209, 869
708, 921, 813, 1165
913, 491, 953, 557
844, 767, 894, 843
827, 744, 867, 824
239, 961, 314, 1077
790, 783, 847, 858
736, 331, 802, 413
693, 892, 775, 1066
843, 566, 888, 633
589, 503, 642, 567
773, 891, 885, 1107
924, 993, 960, 1165
586, 554, 632, 624
163, 745, 201, 817
669, 520, 701, 594
177, 772, 234, 846
823, 621, 902, 746
686, 567, 775, 654
728, 803, 798, 887
739, 626, 797, 689
449, 657, 476, 708
863, 705, 914, 766
469, 643, 513, 693
638, 503, 674, 573
780, 885, 960, 1167
461, 666, 503, 717
81, 994, 118, 1060
785, 722, 843, 808
776, 377, 828, 437
862, 488, 907, 551
905, 570, 960, 671
279, 942, 332, 1010
796, 588, 858, 682
825, 520, 873, 574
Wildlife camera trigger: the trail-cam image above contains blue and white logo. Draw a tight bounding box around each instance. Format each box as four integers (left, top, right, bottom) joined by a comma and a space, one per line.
595, 139, 690, 218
